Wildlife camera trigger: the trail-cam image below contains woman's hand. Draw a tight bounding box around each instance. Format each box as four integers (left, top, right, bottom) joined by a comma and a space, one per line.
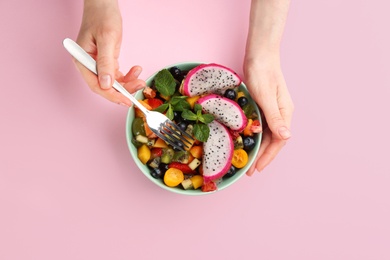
244, 0, 292, 175
75, 0, 145, 106
244, 53, 294, 175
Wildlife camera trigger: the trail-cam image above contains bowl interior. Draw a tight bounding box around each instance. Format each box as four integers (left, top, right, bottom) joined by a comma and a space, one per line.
126, 62, 262, 195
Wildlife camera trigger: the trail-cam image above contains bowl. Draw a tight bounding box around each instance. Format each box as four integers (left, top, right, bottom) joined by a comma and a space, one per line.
126, 62, 262, 195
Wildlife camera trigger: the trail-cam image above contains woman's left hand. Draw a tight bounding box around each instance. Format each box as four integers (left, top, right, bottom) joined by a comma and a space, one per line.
244, 53, 294, 175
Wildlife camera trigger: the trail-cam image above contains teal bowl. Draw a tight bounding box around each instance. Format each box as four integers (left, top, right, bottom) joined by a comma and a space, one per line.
126, 62, 262, 195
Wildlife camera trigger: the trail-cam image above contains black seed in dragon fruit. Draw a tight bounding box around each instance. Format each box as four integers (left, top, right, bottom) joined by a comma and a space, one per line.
182, 63, 242, 97
197, 94, 248, 132
202, 120, 234, 182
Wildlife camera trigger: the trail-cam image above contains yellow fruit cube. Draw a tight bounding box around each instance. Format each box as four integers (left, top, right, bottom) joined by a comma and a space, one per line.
186, 96, 200, 109
190, 175, 203, 190
137, 144, 151, 164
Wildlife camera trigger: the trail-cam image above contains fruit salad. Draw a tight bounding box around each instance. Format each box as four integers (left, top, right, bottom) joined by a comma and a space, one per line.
131, 63, 262, 192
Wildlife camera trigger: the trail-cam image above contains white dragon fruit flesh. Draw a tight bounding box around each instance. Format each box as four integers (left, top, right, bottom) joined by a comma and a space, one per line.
202, 120, 234, 182
197, 94, 248, 132
182, 63, 242, 97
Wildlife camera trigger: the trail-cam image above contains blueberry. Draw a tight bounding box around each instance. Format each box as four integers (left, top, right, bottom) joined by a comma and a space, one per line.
169, 66, 184, 81
224, 89, 237, 100
237, 97, 249, 108
159, 163, 169, 174
177, 121, 188, 131
243, 136, 256, 152
173, 111, 182, 122
150, 167, 164, 179
224, 165, 237, 178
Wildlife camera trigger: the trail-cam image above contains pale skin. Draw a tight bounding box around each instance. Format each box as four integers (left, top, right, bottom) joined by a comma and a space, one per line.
244, 0, 294, 175
74, 0, 294, 175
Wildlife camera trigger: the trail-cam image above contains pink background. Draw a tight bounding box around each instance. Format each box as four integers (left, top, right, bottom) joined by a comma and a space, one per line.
1, 0, 389, 259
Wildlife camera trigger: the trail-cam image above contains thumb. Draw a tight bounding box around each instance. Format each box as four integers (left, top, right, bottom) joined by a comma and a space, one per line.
261, 99, 291, 140
96, 38, 119, 90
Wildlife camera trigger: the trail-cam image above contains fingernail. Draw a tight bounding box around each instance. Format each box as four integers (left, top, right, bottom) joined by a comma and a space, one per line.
278, 127, 291, 139
119, 103, 129, 108
133, 67, 142, 77
99, 74, 112, 89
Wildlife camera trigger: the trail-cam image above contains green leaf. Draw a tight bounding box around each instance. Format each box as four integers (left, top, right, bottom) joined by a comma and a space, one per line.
193, 123, 210, 142
173, 100, 190, 112
153, 103, 169, 113
154, 69, 176, 97
181, 109, 197, 121
200, 114, 214, 124
166, 105, 174, 120
196, 110, 202, 118
169, 96, 187, 105
194, 104, 202, 113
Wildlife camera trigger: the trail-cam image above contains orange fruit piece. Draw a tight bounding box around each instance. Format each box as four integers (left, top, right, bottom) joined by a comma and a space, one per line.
231, 149, 248, 168
164, 168, 184, 187
189, 145, 203, 159
190, 175, 203, 189
243, 119, 254, 136
137, 144, 151, 165
186, 96, 200, 109
153, 138, 168, 148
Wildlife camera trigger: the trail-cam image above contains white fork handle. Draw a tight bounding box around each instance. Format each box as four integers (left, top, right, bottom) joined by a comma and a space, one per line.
62, 38, 149, 114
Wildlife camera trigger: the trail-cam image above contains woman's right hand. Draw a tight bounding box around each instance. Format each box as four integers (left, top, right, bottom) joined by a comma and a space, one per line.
75, 0, 145, 106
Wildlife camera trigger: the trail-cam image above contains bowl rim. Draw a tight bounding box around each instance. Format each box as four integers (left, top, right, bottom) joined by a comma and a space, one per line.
126, 61, 262, 195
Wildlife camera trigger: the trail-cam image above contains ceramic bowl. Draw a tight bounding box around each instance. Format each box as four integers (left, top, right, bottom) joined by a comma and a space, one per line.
126, 62, 262, 195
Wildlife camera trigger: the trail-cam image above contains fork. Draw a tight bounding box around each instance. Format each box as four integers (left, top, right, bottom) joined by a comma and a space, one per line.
62, 38, 194, 151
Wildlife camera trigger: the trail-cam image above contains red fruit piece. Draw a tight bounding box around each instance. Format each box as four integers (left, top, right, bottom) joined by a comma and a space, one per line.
148, 98, 164, 109
251, 119, 262, 133
168, 162, 196, 174
229, 129, 241, 139
151, 148, 163, 158
201, 181, 217, 192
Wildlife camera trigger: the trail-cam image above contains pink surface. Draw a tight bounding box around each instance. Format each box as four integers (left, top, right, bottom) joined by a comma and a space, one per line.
1, 0, 390, 259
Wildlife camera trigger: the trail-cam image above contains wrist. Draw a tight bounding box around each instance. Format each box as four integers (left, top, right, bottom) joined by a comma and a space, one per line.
244, 50, 281, 75
84, 0, 119, 9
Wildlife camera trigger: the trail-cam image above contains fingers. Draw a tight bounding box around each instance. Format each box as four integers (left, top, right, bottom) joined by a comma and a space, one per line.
246, 128, 272, 176
254, 136, 286, 172
124, 66, 143, 81
96, 33, 121, 90
260, 90, 292, 141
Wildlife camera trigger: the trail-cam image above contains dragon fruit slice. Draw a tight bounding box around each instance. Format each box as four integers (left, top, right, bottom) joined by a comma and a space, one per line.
197, 94, 247, 132
202, 120, 234, 182
182, 63, 242, 97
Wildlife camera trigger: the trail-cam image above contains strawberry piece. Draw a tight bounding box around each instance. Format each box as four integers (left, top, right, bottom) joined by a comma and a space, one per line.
148, 98, 164, 109
229, 129, 241, 139
251, 119, 262, 133
151, 148, 163, 158
168, 162, 196, 174
201, 181, 217, 192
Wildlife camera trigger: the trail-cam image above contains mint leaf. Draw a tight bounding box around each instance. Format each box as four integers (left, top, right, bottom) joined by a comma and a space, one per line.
172, 100, 190, 112
153, 103, 169, 113
194, 104, 202, 113
181, 110, 197, 121
193, 123, 210, 142
196, 110, 202, 118
154, 69, 176, 97
169, 96, 187, 105
199, 113, 214, 124
166, 104, 174, 120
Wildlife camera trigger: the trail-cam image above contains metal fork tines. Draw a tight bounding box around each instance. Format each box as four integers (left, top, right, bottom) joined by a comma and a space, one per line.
142, 110, 195, 151
155, 120, 194, 151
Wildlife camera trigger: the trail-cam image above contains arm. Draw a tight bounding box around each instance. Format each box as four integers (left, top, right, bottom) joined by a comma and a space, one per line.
244, 0, 294, 175
75, 0, 145, 106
